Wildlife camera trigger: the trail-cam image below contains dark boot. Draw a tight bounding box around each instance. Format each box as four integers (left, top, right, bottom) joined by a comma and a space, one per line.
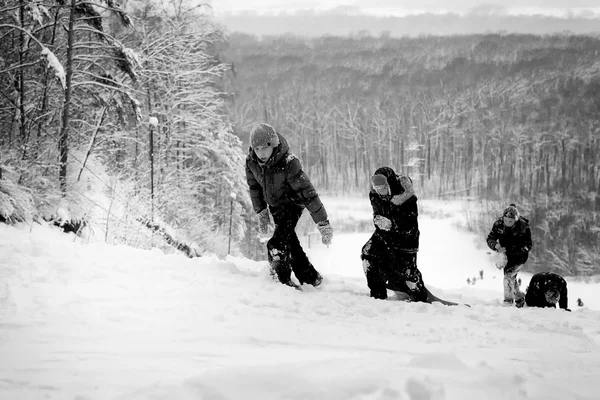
269, 259, 292, 284
282, 280, 302, 290
298, 270, 323, 287
370, 288, 387, 299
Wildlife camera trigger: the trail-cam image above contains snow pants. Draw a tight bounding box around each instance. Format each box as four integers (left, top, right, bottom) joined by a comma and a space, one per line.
503, 262, 524, 302
267, 206, 321, 286
360, 233, 428, 302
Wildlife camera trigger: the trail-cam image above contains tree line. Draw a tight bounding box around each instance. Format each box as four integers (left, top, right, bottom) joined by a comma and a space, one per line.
0, 0, 249, 256
223, 32, 600, 275
1, 3, 598, 273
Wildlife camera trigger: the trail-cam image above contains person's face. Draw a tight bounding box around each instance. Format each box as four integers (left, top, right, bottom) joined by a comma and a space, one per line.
254, 145, 274, 162
373, 184, 390, 197
503, 216, 516, 227
545, 291, 560, 304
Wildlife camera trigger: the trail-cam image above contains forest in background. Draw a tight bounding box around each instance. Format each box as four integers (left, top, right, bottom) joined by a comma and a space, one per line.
222, 32, 600, 276
1, 0, 598, 276
0, 0, 250, 257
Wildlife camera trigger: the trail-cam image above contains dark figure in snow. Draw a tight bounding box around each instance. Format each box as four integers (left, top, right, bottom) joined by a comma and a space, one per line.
577, 298, 584, 307
516, 272, 570, 311
466, 278, 471, 285
245, 123, 333, 289
360, 167, 429, 301
486, 204, 532, 304
479, 269, 484, 280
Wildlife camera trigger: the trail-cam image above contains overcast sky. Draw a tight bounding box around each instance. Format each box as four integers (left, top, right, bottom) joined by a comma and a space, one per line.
211, 0, 600, 15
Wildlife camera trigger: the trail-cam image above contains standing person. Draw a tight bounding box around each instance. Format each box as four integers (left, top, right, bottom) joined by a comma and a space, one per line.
516, 271, 570, 311
360, 167, 429, 302
245, 123, 333, 290
486, 204, 532, 304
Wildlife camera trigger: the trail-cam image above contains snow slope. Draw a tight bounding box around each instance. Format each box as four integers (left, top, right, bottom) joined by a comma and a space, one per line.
1, 199, 599, 400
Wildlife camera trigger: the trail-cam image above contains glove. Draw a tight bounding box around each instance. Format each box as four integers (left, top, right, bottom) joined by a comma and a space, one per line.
390, 194, 404, 206
374, 215, 392, 231
317, 220, 333, 245
492, 251, 507, 269
258, 208, 271, 235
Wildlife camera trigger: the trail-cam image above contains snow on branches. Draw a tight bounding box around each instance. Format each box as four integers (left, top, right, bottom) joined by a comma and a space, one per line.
40, 47, 66, 90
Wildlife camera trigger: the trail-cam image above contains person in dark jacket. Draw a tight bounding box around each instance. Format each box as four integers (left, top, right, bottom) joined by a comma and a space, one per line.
486, 204, 532, 304
516, 272, 570, 311
245, 123, 333, 289
360, 167, 428, 301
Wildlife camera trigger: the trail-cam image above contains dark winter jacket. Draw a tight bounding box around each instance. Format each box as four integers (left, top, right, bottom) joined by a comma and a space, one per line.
486, 216, 532, 266
245, 133, 327, 224
525, 272, 569, 310
369, 167, 419, 252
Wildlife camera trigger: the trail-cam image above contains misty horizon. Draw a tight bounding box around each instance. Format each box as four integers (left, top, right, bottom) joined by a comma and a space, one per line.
214, 8, 600, 37
214, 6, 600, 18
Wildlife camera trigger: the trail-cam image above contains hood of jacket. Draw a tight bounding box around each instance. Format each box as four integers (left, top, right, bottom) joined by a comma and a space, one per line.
372, 166, 403, 195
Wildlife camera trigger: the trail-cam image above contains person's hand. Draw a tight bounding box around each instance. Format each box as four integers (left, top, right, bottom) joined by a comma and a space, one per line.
258, 208, 271, 235
317, 220, 333, 245
390, 195, 403, 205
495, 243, 506, 253
374, 215, 392, 230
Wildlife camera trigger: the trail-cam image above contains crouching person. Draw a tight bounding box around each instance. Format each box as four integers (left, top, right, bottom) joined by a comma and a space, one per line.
245, 123, 333, 289
516, 272, 570, 311
360, 167, 428, 302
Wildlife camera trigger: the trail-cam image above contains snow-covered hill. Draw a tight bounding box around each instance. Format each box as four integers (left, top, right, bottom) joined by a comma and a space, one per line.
1, 199, 599, 400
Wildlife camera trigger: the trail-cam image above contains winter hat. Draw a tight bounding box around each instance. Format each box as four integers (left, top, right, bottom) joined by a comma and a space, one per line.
371, 174, 389, 189
250, 123, 279, 149
503, 203, 519, 219
545, 288, 560, 304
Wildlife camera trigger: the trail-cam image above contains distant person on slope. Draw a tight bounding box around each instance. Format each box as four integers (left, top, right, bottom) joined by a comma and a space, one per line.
245, 123, 333, 290
516, 272, 570, 311
360, 167, 430, 302
486, 204, 532, 305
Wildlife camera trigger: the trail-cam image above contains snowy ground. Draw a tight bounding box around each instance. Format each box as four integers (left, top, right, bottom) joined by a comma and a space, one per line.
1, 198, 599, 400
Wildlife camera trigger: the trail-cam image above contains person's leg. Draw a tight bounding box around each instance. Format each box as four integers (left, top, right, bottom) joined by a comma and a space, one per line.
503, 263, 524, 303
361, 235, 388, 299
394, 252, 429, 303
287, 209, 322, 286
267, 209, 300, 285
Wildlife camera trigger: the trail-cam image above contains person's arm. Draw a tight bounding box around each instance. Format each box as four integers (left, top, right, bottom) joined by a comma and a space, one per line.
525, 277, 541, 307
486, 221, 502, 251
390, 175, 416, 207
559, 281, 569, 311
246, 161, 266, 213
522, 226, 533, 253
286, 156, 327, 223
369, 192, 392, 231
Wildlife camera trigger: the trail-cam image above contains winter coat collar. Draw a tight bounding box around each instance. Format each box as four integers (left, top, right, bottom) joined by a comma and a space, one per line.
498, 216, 530, 233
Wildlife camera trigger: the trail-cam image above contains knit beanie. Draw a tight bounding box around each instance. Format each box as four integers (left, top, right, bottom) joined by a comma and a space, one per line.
545, 288, 560, 303
503, 204, 519, 219
250, 123, 279, 148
